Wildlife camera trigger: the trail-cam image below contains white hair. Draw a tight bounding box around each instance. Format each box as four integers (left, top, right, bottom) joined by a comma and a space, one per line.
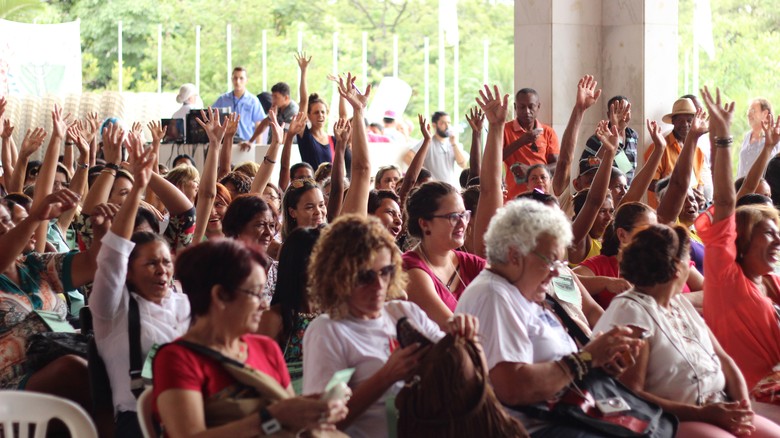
484, 199, 573, 265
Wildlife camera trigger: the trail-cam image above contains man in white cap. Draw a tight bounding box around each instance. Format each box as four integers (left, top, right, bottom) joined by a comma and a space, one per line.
644, 97, 706, 207
172, 83, 202, 119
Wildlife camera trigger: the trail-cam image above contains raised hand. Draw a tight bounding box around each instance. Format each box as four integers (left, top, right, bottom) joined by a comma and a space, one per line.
333, 118, 351, 148
337, 72, 371, 110
30, 189, 80, 222
89, 202, 120, 239
575, 75, 602, 111
465, 106, 484, 133
267, 109, 284, 144
418, 114, 432, 142
102, 122, 125, 164
147, 120, 167, 143
475, 84, 509, 125
288, 112, 307, 136
195, 107, 227, 144
20, 127, 47, 158
295, 51, 312, 71
66, 124, 89, 158
689, 107, 709, 138
699, 86, 735, 139
595, 119, 619, 153
224, 112, 240, 140
0, 96, 6, 119
762, 115, 780, 148
131, 121, 143, 136
83, 111, 100, 143
609, 99, 631, 131
1, 119, 13, 139
127, 135, 157, 188
51, 104, 70, 139
646, 119, 667, 150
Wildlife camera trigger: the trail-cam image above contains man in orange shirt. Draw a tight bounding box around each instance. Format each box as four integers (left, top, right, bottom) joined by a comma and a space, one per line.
644, 97, 706, 207
503, 88, 560, 199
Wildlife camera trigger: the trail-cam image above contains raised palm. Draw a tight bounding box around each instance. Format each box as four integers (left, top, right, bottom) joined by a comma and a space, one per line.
337, 73, 371, 110
475, 84, 508, 124
576, 75, 601, 111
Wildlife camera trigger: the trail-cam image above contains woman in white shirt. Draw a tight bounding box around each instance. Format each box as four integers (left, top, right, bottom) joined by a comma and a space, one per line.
92, 140, 190, 438
303, 215, 476, 438
595, 223, 780, 437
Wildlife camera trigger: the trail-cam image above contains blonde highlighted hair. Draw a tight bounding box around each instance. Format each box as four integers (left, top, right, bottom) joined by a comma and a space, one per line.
308, 214, 406, 319
735, 204, 780, 261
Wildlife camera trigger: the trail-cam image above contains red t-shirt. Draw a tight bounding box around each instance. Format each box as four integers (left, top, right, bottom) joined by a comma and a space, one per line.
152, 335, 291, 420
696, 208, 780, 390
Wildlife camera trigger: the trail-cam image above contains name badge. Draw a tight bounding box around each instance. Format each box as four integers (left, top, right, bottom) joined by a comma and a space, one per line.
552, 273, 581, 307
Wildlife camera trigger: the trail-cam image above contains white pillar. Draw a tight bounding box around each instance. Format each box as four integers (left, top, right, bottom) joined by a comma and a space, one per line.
226, 24, 232, 91
157, 24, 162, 94
333, 32, 339, 101
453, 40, 459, 128
195, 25, 201, 91
438, 27, 445, 112
298, 29, 303, 52
424, 37, 430, 118
117, 20, 123, 92
262, 30, 268, 91
393, 34, 399, 78
483, 39, 489, 84
362, 32, 368, 89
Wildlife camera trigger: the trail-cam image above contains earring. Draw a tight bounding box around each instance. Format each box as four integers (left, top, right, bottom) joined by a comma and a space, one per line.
424, 229, 431, 235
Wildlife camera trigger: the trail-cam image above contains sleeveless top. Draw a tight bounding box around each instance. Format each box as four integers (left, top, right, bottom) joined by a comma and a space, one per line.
402, 250, 486, 311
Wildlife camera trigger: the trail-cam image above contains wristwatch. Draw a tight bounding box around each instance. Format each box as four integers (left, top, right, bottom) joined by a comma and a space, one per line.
258, 407, 282, 435
577, 350, 593, 366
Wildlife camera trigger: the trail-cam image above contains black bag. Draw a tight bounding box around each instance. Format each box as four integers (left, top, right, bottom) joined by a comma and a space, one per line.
519, 368, 677, 437
26, 332, 91, 371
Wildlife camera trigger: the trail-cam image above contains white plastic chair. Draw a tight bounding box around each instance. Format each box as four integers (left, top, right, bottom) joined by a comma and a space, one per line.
136, 387, 156, 438
0, 390, 97, 438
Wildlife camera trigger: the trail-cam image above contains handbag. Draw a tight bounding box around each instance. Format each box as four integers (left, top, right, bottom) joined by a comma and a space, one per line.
511, 296, 678, 437
24, 310, 90, 372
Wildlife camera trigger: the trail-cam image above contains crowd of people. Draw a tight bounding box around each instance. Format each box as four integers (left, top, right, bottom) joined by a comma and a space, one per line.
1, 50, 780, 438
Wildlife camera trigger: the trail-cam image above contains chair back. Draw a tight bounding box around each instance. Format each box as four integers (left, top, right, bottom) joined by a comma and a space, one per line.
136, 387, 156, 438
0, 391, 98, 438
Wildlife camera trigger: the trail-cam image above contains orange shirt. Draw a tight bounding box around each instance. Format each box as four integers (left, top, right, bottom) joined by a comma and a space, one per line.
644, 132, 705, 207
503, 119, 559, 199
696, 208, 780, 390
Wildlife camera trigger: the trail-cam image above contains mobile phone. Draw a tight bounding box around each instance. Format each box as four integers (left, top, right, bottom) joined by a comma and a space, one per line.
532, 128, 543, 135
396, 317, 433, 348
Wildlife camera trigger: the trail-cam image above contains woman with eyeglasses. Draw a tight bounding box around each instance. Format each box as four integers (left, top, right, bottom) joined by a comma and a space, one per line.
593, 223, 780, 437
154, 238, 348, 437
303, 214, 477, 438
402, 181, 486, 328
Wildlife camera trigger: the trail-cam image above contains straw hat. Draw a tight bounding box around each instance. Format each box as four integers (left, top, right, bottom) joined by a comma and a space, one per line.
662, 98, 696, 124
176, 83, 199, 104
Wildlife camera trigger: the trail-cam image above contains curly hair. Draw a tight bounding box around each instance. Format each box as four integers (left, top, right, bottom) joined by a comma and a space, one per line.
219, 171, 252, 195
735, 204, 780, 262
621, 224, 690, 288
308, 214, 406, 319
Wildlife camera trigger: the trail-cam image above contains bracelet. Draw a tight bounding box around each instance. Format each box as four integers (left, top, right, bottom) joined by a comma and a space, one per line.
263, 156, 276, 164
104, 162, 120, 171
77, 163, 88, 170
65, 142, 75, 146
714, 136, 734, 147
101, 168, 117, 176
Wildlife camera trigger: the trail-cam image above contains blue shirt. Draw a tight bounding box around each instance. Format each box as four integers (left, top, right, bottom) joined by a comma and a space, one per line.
213, 91, 266, 141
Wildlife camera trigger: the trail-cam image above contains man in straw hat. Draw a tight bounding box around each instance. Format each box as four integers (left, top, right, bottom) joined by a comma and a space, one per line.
643, 97, 707, 207
172, 83, 202, 119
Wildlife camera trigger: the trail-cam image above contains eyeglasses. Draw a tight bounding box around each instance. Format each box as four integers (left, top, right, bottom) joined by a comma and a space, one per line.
357, 265, 395, 286
237, 287, 272, 302
532, 251, 567, 273
430, 210, 471, 226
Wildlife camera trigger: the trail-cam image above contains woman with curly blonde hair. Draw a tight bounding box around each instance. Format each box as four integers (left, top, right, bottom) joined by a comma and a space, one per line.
302, 214, 477, 438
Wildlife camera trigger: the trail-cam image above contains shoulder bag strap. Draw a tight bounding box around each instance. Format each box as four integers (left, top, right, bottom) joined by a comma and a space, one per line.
545, 295, 591, 346
128, 294, 144, 398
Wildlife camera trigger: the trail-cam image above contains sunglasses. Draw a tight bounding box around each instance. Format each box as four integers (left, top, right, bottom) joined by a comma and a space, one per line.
357, 265, 395, 286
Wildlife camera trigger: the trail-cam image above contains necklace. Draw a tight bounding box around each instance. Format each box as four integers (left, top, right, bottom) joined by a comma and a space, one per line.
418, 244, 466, 291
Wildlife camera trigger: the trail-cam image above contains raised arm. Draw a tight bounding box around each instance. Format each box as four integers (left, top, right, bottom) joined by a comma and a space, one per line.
397, 115, 432, 208
193, 108, 227, 243
113, 136, 157, 239
473, 84, 509, 258
339, 73, 372, 216
700, 86, 736, 222
736, 114, 779, 199
568, 121, 617, 265
553, 75, 602, 196
620, 120, 667, 206
218, 113, 239, 180
657, 108, 708, 224
57, 124, 91, 232
8, 128, 46, 194
1, 119, 15, 182
143, 119, 167, 213
63, 122, 77, 175
249, 111, 281, 195
32, 105, 68, 252
279, 112, 306, 190
296, 52, 312, 117
83, 112, 100, 168
464, 107, 484, 182
327, 118, 350, 221
82, 123, 124, 215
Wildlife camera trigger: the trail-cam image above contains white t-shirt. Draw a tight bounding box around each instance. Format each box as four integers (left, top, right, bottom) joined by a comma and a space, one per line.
411, 136, 465, 188
455, 270, 577, 429
302, 300, 444, 438
593, 290, 726, 405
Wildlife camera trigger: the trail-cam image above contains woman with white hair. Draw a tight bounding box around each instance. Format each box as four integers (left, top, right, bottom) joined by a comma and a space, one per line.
172, 83, 203, 119
455, 199, 644, 436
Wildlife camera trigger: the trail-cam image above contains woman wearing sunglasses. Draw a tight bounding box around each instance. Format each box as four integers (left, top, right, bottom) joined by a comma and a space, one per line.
303, 215, 477, 438
402, 181, 486, 328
